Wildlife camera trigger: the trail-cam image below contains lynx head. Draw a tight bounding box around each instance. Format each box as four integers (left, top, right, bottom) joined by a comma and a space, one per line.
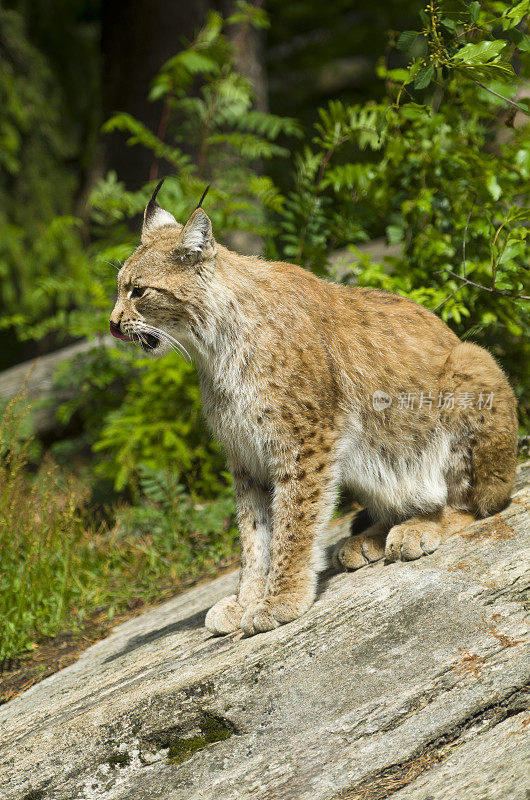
109, 181, 216, 359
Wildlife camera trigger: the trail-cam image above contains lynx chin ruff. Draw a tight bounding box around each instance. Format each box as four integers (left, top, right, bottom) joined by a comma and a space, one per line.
110, 183, 518, 637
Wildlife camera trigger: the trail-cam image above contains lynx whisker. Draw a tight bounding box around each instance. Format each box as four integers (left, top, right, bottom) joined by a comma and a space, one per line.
137, 322, 192, 362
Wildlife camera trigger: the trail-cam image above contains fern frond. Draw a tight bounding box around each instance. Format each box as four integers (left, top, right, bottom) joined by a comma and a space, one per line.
102, 114, 191, 169
321, 163, 376, 193
235, 110, 303, 140
208, 132, 288, 159
248, 176, 286, 212
314, 101, 384, 151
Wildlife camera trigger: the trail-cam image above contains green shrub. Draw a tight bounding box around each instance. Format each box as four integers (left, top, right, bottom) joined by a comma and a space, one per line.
0, 393, 85, 659
115, 464, 237, 578
0, 393, 237, 661
52, 346, 228, 498
92, 352, 228, 497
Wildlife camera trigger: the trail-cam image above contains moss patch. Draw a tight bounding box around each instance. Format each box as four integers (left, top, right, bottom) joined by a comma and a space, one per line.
167, 713, 234, 766
22, 791, 46, 800
108, 751, 131, 768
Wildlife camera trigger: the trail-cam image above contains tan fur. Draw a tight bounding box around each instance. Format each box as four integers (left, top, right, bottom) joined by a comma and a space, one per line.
110, 201, 518, 636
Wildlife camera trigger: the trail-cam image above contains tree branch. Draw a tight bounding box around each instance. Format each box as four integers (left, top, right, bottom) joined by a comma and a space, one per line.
462, 193, 476, 279
473, 80, 530, 117
432, 194, 476, 311
440, 268, 530, 301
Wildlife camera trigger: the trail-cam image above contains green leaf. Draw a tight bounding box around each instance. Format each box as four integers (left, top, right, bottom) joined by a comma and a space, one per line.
517, 34, 530, 53
440, 17, 457, 32
376, 105, 391, 138
387, 225, 404, 244
506, 0, 530, 28
208, 132, 288, 159
452, 40, 507, 65
456, 62, 515, 81
486, 175, 502, 201
470, 1, 480, 23
414, 65, 434, 90
397, 31, 419, 51
227, 1, 269, 29
384, 68, 413, 82
248, 175, 285, 212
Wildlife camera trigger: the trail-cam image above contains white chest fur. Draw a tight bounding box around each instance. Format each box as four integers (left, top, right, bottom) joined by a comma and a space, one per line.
197, 364, 271, 484
336, 413, 451, 520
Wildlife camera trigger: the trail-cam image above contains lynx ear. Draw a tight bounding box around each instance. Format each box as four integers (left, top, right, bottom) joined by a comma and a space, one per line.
142, 179, 181, 242
181, 208, 213, 255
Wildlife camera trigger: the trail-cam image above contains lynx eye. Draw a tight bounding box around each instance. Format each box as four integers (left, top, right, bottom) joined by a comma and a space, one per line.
130, 286, 146, 299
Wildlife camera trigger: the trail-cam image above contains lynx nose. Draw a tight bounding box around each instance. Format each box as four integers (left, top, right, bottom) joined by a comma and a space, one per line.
109, 319, 130, 341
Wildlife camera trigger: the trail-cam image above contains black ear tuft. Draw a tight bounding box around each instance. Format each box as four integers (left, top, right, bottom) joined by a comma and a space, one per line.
196, 184, 210, 210
150, 178, 165, 204
142, 178, 179, 240
144, 178, 166, 228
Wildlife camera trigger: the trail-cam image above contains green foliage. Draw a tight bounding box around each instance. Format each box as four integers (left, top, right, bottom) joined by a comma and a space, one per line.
0, 4, 97, 352
0, 392, 85, 660
95, 5, 302, 249
0, 394, 238, 662
52, 346, 227, 498
389, 0, 529, 94
115, 464, 237, 577
92, 352, 227, 497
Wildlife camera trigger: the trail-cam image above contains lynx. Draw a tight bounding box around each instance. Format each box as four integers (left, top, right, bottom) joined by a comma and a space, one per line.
109, 182, 518, 637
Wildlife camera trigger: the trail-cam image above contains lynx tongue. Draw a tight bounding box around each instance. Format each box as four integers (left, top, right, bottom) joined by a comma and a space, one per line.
109, 322, 131, 341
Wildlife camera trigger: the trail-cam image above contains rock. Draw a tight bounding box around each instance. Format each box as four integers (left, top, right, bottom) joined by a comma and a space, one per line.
0, 336, 114, 434
1, 462, 529, 800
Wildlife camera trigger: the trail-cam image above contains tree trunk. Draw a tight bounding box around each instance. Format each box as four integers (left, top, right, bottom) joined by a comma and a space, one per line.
100, 0, 210, 190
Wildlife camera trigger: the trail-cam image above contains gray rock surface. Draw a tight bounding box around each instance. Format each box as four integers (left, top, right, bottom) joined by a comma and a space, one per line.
1, 463, 529, 800
0, 336, 113, 433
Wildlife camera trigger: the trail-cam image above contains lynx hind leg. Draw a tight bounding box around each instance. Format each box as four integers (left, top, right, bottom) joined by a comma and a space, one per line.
385, 508, 474, 563
333, 521, 389, 571
440, 342, 518, 518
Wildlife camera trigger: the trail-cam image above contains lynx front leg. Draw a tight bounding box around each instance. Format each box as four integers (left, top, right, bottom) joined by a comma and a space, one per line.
240, 455, 336, 636
205, 473, 271, 635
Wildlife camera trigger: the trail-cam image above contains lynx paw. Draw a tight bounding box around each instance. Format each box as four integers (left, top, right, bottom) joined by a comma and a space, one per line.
205, 594, 244, 635
333, 524, 387, 571
385, 520, 441, 562
240, 594, 312, 636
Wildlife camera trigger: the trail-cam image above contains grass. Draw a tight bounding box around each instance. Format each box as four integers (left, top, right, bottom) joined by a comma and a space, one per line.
0, 392, 239, 663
